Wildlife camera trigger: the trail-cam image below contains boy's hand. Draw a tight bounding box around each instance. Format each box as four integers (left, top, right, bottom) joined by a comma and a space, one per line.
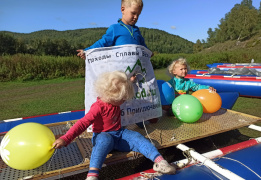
209, 87, 216, 93
52, 138, 66, 149
76, 49, 86, 60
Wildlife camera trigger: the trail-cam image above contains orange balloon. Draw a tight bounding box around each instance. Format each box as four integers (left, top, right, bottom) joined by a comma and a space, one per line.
192, 89, 222, 113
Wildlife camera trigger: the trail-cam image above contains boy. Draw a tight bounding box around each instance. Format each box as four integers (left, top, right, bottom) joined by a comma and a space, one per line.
77, 0, 146, 60
163, 58, 216, 115
78, 0, 158, 127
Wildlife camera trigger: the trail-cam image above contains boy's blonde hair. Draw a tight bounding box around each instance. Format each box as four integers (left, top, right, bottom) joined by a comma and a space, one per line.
168, 58, 190, 77
121, 0, 143, 8
94, 71, 134, 103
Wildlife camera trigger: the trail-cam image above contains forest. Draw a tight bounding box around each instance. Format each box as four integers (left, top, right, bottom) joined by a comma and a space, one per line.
0, 28, 194, 56
194, 0, 261, 52
0, 0, 261, 81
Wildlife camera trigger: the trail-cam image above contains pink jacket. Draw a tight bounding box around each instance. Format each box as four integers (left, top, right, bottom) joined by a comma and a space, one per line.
60, 98, 122, 145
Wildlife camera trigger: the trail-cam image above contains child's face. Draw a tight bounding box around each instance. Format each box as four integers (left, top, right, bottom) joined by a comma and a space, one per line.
121, 3, 142, 26
173, 64, 188, 78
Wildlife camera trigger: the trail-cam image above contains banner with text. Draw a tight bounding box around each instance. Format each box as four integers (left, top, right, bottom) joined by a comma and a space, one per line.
85, 45, 162, 127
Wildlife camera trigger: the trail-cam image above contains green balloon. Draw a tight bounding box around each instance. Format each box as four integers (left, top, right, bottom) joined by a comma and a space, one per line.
172, 94, 203, 123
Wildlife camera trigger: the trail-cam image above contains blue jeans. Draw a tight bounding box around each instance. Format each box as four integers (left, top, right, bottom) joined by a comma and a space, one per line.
90, 128, 160, 169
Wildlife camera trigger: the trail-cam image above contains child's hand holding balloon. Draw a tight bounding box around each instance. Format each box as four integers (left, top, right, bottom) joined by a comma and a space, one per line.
52, 138, 66, 149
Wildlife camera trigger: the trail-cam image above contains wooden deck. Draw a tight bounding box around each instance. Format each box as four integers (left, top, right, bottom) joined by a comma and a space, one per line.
0, 108, 260, 180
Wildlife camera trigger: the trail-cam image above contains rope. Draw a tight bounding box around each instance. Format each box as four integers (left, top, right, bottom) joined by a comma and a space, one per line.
142, 119, 155, 146
209, 136, 218, 150
204, 165, 224, 180
181, 148, 195, 167
46, 149, 64, 179
132, 72, 155, 145
192, 153, 224, 180
138, 172, 161, 180
175, 148, 196, 168
133, 71, 180, 157
46, 149, 58, 172
221, 156, 261, 179
195, 153, 261, 179
180, 146, 223, 179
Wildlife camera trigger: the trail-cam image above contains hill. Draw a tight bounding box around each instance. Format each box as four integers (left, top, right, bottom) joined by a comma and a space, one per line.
201, 29, 261, 53
1, 28, 194, 55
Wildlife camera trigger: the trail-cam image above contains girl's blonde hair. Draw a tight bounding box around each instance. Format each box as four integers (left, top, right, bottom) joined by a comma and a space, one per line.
121, 0, 143, 8
94, 71, 134, 103
167, 58, 190, 77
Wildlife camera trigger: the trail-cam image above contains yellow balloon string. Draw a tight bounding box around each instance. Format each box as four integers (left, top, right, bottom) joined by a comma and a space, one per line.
46, 149, 57, 172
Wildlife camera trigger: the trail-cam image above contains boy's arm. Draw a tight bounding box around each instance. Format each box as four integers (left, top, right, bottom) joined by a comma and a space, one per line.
76, 27, 114, 60
84, 26, 115, 51
188, 79, 210, 91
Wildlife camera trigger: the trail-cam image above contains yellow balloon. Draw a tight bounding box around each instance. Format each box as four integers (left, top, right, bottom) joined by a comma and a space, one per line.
0, 122, 55, 170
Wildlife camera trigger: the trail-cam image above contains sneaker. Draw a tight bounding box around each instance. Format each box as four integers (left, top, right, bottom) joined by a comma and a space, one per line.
153, 160, 176, 174
86, 176, 98, 180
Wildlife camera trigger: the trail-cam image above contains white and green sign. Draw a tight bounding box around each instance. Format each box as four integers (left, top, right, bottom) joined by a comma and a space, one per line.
85, 45, 162, 127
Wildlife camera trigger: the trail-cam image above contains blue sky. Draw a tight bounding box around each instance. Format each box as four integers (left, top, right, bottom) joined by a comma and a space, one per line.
0, 0, 260, 43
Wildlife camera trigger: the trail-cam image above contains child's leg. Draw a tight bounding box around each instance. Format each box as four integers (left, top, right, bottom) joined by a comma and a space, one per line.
116, 129, 160, 161
87, 132, 114, 179
115, 129, 176, 174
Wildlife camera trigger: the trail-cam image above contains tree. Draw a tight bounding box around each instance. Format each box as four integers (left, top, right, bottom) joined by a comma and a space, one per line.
0, 33, 16, 55
257, 2, 261, 30
193, 39, 203, 53
207, 28, 217, 45
15, 38, 26, 54
227, 4, 258, 40
215, 12, 231, 42
241, 0, 254, 9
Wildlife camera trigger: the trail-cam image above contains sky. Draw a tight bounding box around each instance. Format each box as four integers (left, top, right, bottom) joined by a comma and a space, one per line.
0, 0, 260, 43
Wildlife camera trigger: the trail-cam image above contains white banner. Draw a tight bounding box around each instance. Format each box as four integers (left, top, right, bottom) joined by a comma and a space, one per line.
85, 45, 162, 127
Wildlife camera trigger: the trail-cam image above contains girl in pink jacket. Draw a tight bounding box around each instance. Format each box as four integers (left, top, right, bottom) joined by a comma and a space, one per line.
52, 71, 176, 180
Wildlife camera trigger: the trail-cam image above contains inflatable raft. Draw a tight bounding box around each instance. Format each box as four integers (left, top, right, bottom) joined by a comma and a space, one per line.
214, 65, 261, 72
119, 134, 261, 180
188, 61, 261, 98
186, 74, 261, 98
207, 61, 261, 68
0, 109, 260, 180
0, 110, 85, 134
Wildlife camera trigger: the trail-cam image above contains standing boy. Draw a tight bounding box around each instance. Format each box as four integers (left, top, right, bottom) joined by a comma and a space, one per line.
78, 0, 158, 128
77, 0, 147, 60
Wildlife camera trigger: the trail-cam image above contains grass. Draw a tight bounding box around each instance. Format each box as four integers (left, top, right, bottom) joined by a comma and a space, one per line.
0, 78, 85, 120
